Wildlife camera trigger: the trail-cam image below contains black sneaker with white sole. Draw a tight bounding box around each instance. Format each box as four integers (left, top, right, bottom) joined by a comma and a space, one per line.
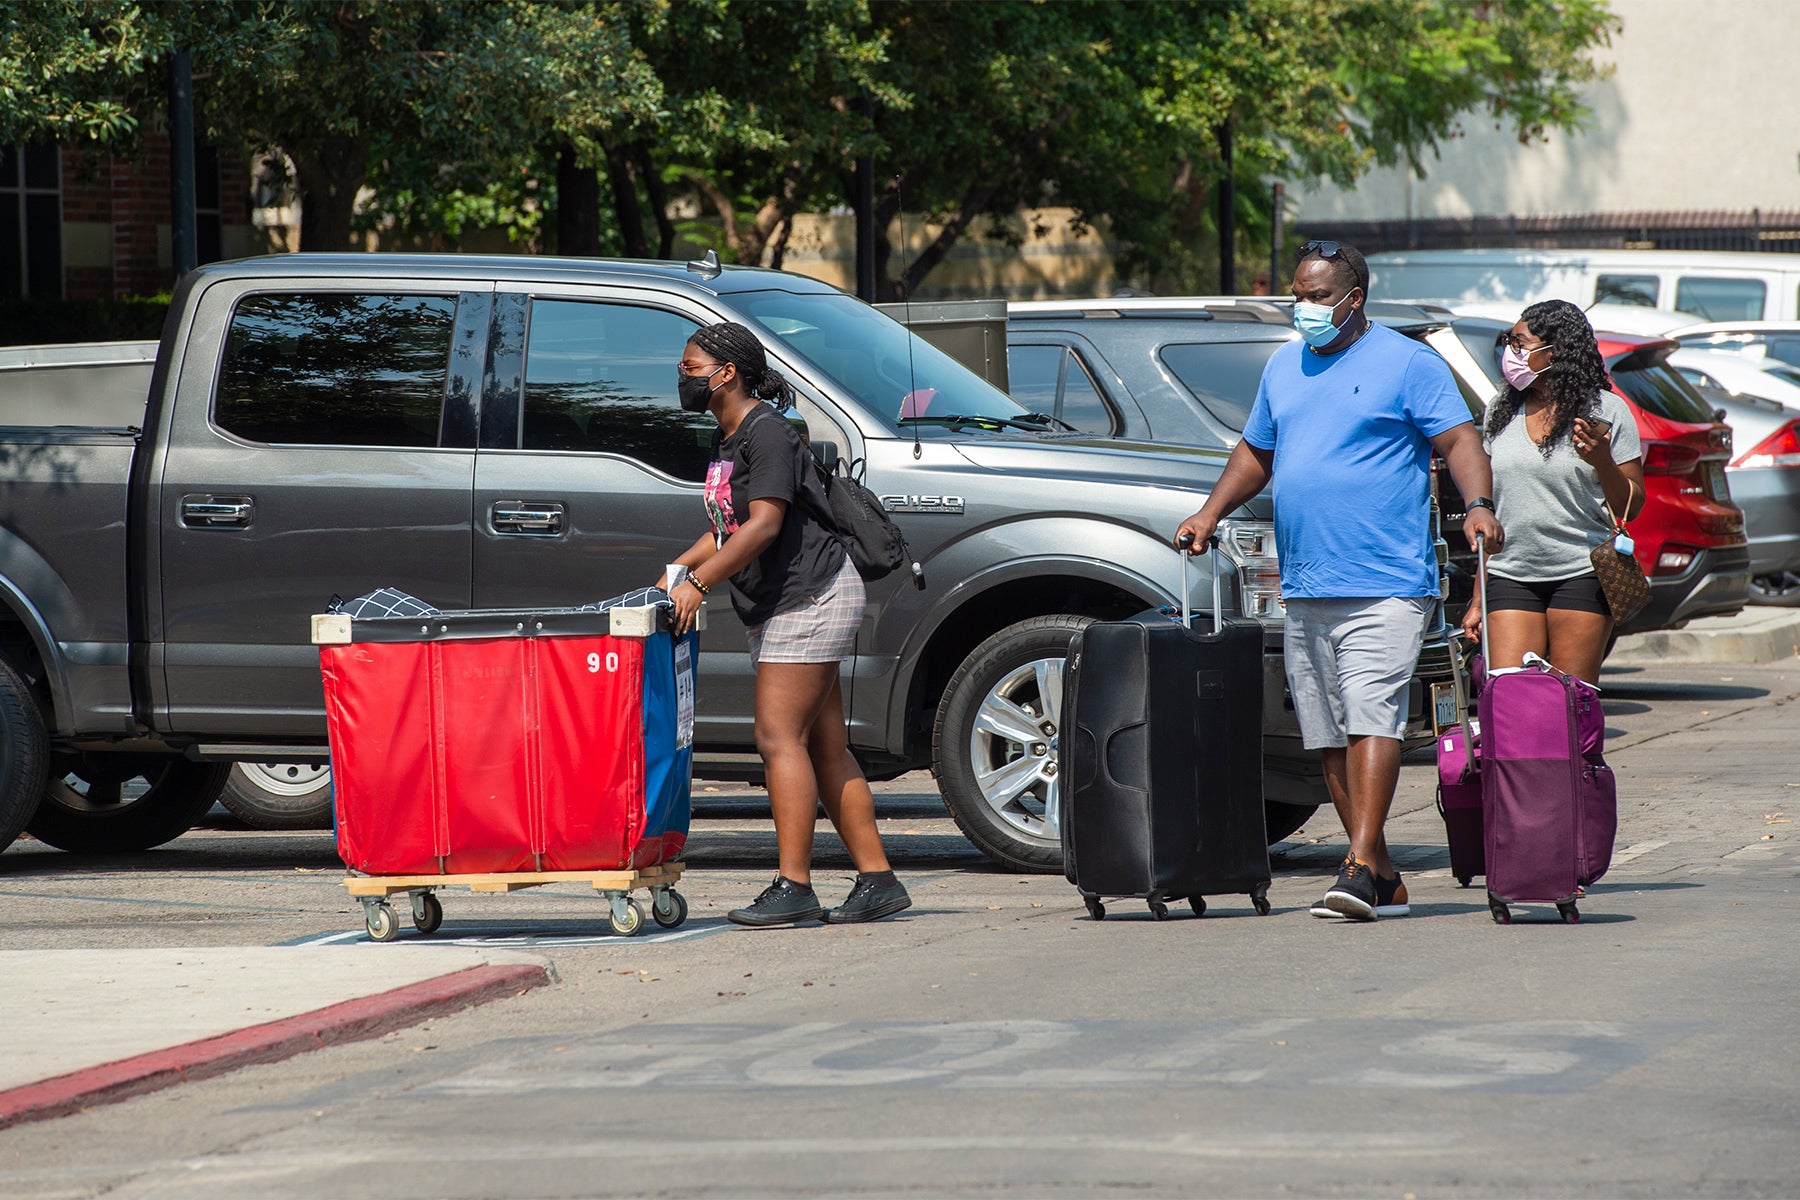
823, 872, 912, 924
1314, 867, 1410, 918
1321, 856, 1379, 921
727, 876, 824, 927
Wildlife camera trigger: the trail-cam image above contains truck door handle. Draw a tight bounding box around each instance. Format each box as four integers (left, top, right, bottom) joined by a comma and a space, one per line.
181, 495, 254, 528
491, 501, 566, 536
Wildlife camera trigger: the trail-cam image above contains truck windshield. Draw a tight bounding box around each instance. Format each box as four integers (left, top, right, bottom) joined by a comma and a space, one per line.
734, 290, 1033, 430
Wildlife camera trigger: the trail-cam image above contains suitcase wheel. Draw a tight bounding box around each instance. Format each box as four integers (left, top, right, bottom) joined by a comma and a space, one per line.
1456, 875, 1473, 888
1487, 896, 1511, 925
1147, 899, 1169, 921
409, 891, 444, 935
1251, 882, 1271, 916
1188, 896, 1207, 918
652, 888, 688, 929
1083, 896, 1106, 921
1557, 900, 1581, 924
364, 900, 399, 942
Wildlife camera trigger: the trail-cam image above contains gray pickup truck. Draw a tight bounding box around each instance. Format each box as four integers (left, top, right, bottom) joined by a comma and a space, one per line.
0, 253, 1454, 870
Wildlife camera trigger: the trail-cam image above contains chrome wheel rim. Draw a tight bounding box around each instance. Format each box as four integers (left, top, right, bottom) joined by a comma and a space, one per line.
966, 654, 1064, 845
237, 762, 331, 797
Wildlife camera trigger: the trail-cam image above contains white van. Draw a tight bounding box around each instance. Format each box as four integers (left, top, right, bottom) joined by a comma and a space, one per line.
1365, 249, 1800, 323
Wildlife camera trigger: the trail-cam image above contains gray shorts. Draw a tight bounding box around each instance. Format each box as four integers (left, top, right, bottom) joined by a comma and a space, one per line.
745, 559, 864, 665
1283, 597, 1432, 748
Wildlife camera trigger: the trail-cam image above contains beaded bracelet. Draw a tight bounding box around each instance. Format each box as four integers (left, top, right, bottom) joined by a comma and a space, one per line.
687, 575, 710, 596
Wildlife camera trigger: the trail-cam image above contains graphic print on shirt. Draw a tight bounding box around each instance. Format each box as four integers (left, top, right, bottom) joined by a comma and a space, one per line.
704, 458, 737, 542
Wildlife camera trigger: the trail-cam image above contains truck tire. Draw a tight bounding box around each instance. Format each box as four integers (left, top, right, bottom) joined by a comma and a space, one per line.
27, 756, 232, 854
0, 658, 49, 854
933, 615, 1326, 873
933, 615, 1093, 874
221, 762, 334, 830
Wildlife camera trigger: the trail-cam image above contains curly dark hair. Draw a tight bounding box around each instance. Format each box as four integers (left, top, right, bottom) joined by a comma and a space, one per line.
1484, 299, 1612, 457
689, 321, 794, 408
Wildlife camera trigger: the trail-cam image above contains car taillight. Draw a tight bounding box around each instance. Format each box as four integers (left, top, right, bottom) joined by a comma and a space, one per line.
1731, 420, 1800, 469
1642, 440, 1701, 475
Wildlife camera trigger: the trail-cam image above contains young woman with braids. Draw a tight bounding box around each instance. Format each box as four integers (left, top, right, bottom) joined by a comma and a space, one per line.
1460, 299, 1646, 684
657, 321, 910, 927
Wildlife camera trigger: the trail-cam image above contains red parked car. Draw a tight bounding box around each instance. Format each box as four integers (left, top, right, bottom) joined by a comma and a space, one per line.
1449, 317, 1749, 635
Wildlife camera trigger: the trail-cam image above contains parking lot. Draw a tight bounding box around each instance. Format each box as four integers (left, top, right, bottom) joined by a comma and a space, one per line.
0, 657, 1796, 1197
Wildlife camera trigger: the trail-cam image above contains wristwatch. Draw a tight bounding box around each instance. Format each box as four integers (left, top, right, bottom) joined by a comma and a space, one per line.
1466, 497, 1495, 513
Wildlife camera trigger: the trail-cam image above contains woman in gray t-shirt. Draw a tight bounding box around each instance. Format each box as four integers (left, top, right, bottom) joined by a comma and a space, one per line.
1460, 299, 1646, 683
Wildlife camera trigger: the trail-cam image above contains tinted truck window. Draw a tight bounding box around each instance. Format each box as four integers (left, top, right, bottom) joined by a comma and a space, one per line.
521, 299, 710, 480
215, 293, 456, 446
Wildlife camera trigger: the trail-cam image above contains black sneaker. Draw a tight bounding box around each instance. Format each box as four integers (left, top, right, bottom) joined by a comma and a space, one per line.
727, 876, 824, 927
822, 873, 912, 924
1321, 856, 1379, 921
1374, 870, 1410, 917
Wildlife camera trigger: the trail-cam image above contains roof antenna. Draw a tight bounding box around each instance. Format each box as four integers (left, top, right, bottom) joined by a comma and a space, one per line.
686, 249, 722, 280
894, 174, 923, 461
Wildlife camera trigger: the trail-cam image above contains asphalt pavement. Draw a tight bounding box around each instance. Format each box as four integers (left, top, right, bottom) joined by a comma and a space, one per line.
0, 608, 1795, 1196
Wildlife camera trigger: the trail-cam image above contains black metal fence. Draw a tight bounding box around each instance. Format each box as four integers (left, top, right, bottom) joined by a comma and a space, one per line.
1294, 210, 1800, 257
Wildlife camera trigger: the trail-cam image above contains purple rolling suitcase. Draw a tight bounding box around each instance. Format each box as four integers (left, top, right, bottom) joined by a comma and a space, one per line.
1435, 716, 1485, 887
1467, 539, 1619, 924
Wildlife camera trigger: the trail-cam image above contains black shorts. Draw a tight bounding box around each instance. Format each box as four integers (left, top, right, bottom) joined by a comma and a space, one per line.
1486, 572, 1612, 616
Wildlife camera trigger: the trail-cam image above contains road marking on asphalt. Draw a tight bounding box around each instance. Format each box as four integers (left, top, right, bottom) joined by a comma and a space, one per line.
282, 924, 728, 948
1612, 840, 1670, 865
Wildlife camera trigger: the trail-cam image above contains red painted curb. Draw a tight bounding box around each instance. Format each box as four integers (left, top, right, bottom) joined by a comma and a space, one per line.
0, 961, 552, 1130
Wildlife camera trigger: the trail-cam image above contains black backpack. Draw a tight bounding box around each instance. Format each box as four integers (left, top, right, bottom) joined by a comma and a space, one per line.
810, 451, 925, 589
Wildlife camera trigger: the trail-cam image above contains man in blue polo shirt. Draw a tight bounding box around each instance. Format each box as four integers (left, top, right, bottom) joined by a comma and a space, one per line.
1177, 240, 1503, 921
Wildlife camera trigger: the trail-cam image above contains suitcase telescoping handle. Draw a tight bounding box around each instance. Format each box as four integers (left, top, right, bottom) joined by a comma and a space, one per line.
1475, 531, 1490, 668
1175, 532, 1226, 635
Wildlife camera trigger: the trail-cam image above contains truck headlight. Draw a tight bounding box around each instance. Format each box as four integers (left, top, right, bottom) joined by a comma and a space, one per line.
1216, 518, 1283, 625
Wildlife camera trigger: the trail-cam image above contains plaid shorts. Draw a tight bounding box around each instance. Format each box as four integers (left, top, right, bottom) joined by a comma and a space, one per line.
745, 559, 865, 664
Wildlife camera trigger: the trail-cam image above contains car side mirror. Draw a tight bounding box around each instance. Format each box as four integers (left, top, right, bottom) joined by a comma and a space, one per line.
1713, 407, 1728, 423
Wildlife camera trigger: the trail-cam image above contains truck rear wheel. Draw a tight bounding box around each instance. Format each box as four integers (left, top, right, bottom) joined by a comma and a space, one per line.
0, 658, 48, 854
221, 762, 334, 830
27, 756, 231, 854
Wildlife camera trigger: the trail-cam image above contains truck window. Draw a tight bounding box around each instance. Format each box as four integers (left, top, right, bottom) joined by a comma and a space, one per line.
521, 299, 710, 480
215, 293, 456, 446
1594, 274, 1658, 307
1674, 277, 1766, 322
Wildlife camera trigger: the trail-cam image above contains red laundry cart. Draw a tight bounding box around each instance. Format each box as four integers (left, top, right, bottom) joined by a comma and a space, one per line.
314, 599, 697, 939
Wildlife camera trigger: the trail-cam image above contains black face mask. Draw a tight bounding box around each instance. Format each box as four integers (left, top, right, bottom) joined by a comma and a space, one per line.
678, 365, 723, 413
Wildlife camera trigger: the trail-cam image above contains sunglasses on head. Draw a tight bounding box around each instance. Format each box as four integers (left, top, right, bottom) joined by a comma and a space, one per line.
1299, 239, 1342, 262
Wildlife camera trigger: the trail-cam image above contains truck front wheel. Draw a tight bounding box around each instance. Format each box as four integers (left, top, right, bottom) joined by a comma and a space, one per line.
27, 756, 231, 854
933, 615, 1092, 874
221, 762, 334, 830
0, 658, 48, 854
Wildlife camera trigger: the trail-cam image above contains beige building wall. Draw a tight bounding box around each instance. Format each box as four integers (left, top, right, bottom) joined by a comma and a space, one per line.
1295, 0, 1800, 223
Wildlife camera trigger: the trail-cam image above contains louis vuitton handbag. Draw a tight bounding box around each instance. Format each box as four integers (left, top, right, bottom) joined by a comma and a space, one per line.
1590, 480, 1651, 624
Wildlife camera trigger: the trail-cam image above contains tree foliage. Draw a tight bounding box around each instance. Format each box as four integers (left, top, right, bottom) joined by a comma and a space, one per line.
0, 0, 1619, 287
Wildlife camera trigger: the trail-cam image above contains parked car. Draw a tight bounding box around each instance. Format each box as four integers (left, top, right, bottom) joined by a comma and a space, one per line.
1449, 317, 1750, 631
1670, 321, 1800, 370
1367, 248, 1800, 321
1665, 349, 1800, 605
0, 254, 1470, 872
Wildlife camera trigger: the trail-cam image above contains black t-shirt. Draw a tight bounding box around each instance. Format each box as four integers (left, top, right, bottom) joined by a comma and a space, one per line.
703, 404, 847, 625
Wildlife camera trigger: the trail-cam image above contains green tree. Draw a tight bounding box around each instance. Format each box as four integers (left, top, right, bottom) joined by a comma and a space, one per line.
0, 0, 172, 144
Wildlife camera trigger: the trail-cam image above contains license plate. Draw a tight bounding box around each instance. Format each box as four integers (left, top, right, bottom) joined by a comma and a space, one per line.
1704, 460, 1729, 500
1432, 681, 1460, 733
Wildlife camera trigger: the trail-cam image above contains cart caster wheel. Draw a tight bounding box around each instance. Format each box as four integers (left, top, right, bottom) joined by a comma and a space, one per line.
366, 902, 399, 942
1488, 897, 1511, 925
1456, 875, 1473, 888
609, 898, 646, 936
1148, 899, 1169, 921
1252, 895, 1272, 917
1189, 896, 1207, 917
410, 891, 443, 935
652, 889, 688, 929
1084, 897, 1105, 921
1557, 901, 1581, 924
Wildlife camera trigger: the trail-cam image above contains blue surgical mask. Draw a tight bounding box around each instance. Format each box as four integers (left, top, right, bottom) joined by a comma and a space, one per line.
1292, 294, 1351, 348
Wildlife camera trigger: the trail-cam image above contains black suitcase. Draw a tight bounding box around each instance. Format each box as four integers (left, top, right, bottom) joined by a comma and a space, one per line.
1061, 536, 1271, 919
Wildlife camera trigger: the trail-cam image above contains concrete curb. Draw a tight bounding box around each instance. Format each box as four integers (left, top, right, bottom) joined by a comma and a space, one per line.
0, 961, 552, 1131
1611, 609, 1800, 665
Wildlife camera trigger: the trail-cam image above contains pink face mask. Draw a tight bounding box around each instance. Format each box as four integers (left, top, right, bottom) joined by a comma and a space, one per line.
1501, 343, 1543, 391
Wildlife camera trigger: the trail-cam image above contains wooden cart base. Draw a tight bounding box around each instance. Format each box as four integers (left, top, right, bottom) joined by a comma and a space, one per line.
343, 863, 686, 940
